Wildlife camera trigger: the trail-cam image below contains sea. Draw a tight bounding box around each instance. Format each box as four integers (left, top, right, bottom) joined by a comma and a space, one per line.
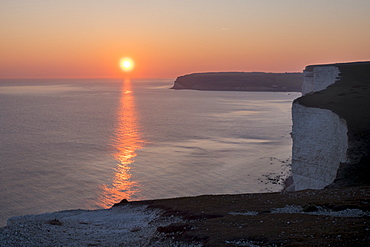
0, 78, 301, 226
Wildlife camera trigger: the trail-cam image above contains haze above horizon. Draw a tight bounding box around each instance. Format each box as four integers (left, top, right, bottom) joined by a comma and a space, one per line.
1, 0, 369, 79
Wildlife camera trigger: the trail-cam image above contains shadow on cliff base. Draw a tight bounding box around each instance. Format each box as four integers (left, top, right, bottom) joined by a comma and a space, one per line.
330, 154, 370, 188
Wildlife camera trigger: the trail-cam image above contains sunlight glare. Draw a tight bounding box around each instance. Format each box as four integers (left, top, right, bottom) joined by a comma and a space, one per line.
119, 57, 134, 72
97, 78, 143, 208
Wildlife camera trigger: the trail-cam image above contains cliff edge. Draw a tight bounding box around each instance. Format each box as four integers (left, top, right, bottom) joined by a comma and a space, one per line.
172, 72, 302, 91
291, 61, 370, 191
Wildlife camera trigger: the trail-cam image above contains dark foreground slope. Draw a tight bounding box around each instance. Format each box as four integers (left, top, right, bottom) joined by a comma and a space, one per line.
129, 186, 370, 246
3, 187, 369, 246
172, 72, 302, 92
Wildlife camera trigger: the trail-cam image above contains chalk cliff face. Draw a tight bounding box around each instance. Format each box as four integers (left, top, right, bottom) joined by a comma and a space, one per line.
292, 65, 348, 190
291, 103, 348, 190
291, 62, 370, 191
301, 65, 340, 95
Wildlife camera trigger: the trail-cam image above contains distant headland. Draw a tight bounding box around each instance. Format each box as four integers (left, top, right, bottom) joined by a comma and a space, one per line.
171, 72, 303, 92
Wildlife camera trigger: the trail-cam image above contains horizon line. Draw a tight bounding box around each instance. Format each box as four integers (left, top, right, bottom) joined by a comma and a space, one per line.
0, 70, 305, 80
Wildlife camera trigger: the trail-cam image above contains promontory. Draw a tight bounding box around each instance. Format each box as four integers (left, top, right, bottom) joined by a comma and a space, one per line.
171, 72, 302, 91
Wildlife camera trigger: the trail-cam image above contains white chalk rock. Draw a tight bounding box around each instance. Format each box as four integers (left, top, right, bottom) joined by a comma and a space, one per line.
291, 102, 348, 190
302, 65, 340, 95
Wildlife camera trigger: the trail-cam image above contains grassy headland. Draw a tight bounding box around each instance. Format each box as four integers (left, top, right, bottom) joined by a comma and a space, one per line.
172, 72, 302, 92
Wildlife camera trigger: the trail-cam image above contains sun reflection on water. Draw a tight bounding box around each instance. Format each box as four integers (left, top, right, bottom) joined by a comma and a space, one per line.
97, 78, 144, 208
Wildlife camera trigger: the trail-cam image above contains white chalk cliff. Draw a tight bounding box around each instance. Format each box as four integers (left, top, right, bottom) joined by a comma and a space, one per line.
301, 65, 340, 95
291, 65, 348, 190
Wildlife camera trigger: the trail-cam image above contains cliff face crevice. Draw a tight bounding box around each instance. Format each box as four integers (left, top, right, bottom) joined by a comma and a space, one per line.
291, 62, 370, 191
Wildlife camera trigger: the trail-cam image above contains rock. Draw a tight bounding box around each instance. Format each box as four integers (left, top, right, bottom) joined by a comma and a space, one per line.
46, 219, 63, 225
112, 198, 129, 207
302, 204, 318, 212
130, 227, 141, 232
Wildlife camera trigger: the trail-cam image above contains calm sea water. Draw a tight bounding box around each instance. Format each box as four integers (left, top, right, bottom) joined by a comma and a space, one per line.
0, 78, 300, 226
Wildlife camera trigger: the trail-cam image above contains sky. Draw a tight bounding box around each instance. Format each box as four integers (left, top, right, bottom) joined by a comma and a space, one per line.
1, 0, 369, 78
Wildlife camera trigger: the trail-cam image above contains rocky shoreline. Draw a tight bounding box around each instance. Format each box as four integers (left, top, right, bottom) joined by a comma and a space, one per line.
1, 186, 370, 246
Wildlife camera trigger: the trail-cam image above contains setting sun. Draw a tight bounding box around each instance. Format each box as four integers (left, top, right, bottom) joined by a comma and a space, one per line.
119, 57, 134, 72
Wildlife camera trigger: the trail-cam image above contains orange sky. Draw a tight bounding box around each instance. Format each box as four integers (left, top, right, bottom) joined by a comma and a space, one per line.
1, 0, 370, 79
